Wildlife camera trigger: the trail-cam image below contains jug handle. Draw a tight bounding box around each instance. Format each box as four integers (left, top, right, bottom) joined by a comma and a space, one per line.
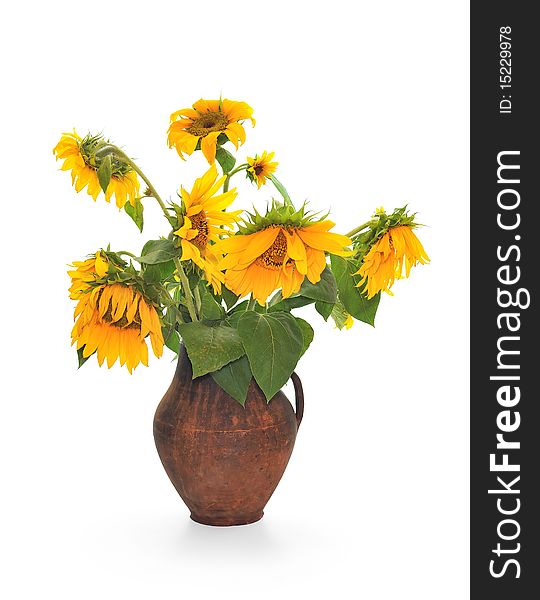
290, 372, 304, 430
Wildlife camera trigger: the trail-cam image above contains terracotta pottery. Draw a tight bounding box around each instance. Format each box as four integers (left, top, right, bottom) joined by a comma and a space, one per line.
153, 346, 304, 526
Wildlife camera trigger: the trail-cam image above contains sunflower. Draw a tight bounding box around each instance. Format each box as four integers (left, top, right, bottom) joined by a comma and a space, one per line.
68, 251, 109, 300
53, 131, 140, 208
71, 282, 164, 373
355, 225, 430, 298
167, 98, 255, 164
218, 220, 352, 305
173, 164, 242, 294
247, 151, 278, 188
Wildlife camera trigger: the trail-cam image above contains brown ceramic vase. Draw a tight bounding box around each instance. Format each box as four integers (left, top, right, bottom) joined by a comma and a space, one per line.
153, 347, 304, 526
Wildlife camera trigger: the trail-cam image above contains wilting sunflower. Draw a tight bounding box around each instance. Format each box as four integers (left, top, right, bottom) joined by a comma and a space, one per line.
246, 151, 278, 188
167, 98, 255, 164
218, 218, 352, 305
68, 251, 109, 300
71, 282, 164, 373
53, 131, 140, 208
355, 225, 430, 298
174, 164, 242, 293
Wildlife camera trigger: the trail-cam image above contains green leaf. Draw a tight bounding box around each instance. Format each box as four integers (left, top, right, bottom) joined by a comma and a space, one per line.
315, 300, 334, 321
77, 346, 92, 368
177, 304, 191, 324
330, 299, 352, 330
215, 146, 236, 173
97, 154, 112, 193
163, 305, 181, 328
268, 295, 315, 312
143, 259, 175, 283
227, 300, 266, 323
298, 267, 337, 303
330, 255, 380, 326
178, 321, 245, 378
221, 286, 239, 310
217, 132, 230, 146
136, 239, 181, 264
124, 198, 144, 232
268, 290, 284, 306
199, 284, 225, 320
186, 269, 201, 291
237, 311, 303, 401
163, 327, 181, 354
211, 356, 252, 406
294, 317, 314, 357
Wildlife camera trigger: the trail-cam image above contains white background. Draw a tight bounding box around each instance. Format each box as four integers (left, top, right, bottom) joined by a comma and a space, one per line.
1, 1, 469, 598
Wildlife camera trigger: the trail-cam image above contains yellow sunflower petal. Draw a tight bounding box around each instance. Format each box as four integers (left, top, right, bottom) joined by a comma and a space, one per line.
235, 227, 281, 266
225, 121, 247, 146
296, 228, 352, 256
305, 247, 328, 284
200, 131, 220, 164
283, 230, 308, 275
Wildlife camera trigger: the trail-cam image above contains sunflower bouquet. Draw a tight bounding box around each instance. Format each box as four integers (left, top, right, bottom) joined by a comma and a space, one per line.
54, 97, 429, 405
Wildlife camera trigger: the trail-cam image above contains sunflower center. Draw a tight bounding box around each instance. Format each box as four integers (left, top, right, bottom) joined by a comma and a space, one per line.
255, 230, 288, 270
98, 289, 141, 330
189, 211, 210, 251
103, 308, 141, 330
186, 112, 229, 137
254, 164, 264, 176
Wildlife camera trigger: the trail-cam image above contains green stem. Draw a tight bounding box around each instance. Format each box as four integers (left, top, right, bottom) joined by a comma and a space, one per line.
269, 174, 293, 208
106, 146, 176, 228
223, 164, 247, 193
193, 286, 202, 314
246, 295, 257, 311
174, 259, 198, 322
346, 220, 374, 238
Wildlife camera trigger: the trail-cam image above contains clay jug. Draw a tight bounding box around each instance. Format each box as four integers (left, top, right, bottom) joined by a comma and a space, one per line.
153, 346, 304, 526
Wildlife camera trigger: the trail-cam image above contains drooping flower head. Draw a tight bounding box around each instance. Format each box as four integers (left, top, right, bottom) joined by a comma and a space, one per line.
69, 252, 164, 372
217, 201, 352, 305
246, 151, 278, 188
354, 207, 430, 299
68, 250, 109, 300
53, 131, 140, 208
173, 165, 242, 294
167, 98, 255, 164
